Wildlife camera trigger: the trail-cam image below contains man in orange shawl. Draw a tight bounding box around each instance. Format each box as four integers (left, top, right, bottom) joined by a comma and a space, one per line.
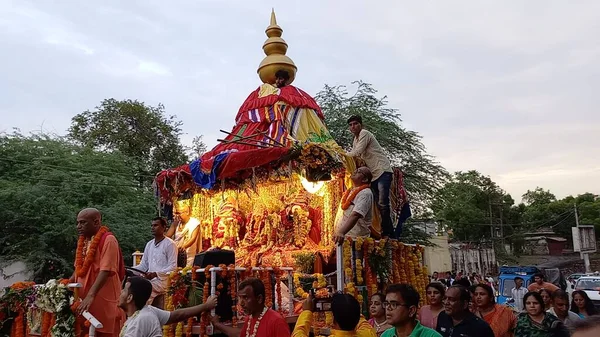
71, 208, 123, 336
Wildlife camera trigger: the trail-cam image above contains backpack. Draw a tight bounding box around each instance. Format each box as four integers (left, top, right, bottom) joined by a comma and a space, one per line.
98, 231, 126, 281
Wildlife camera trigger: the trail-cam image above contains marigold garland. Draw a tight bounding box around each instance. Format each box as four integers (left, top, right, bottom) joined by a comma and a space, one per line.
164, 272, 175, 337
342, 238, 353, 283
175, 322, 183, 337
200, 264, 214, 337
227, 265, 238, 326
341, 185, 370, 210
10, 310, 25, 337
273, 267, 283, 315
41, 312, 52, 337
262, 271, 273, 308
75, 226, 109, 277
293, 273, 308, 299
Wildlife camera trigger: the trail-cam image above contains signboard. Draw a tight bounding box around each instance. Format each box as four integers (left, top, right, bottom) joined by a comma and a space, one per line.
572, 226, 597, 253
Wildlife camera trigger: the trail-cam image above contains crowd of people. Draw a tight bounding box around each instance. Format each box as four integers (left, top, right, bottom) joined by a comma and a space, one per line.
416, 270, 600, 337
67, 114, 600, 336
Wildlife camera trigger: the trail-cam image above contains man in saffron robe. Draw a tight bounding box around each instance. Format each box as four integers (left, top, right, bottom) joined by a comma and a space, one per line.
72, 208, 123, 337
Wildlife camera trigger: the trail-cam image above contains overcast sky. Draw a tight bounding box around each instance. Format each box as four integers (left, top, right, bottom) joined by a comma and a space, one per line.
1, 0, 598, 201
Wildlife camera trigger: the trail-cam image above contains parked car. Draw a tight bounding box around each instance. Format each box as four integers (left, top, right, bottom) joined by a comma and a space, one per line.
574, 276, 600, 310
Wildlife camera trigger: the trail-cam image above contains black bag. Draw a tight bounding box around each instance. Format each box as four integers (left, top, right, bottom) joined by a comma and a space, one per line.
177, 247, 187, 268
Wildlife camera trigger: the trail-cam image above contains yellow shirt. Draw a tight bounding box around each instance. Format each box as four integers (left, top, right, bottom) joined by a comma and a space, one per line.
292, 310, 377, 337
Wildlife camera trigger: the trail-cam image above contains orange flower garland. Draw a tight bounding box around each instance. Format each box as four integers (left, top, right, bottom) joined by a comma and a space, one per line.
10, 281, 35, 291
40, 312, 52, 337
363, 240, 377, 297
341, 185, 370, 210
227, 265, 238, 326
75, 226, 109, 277
200, 264, 214, 337
187, 267, 199, 337
273, 267, 283, 315
10, 311, 25, 337
262, 271, 273, 308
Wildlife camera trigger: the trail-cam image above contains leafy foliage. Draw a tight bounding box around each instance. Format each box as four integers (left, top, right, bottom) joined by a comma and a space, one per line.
431, 170, 516, 242
0, 132, 155, 282
68, 98, 193, 185
315, 81, 448, 214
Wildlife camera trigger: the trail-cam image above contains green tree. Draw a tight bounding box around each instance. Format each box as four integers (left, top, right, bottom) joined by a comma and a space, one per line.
522, 187, 557, 206
315, 81, 448, 213
68, 98, 194, 184
431, 170, 516, 242
0, 132, 155, 282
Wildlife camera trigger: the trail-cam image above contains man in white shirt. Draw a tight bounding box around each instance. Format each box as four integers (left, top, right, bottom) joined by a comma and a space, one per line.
135, 217, 178, 307
167, 203, 201, 266
511, 277, 528, 312
346, 115, 394, 239
333, 166, 373, 244
118, 276, 217, 337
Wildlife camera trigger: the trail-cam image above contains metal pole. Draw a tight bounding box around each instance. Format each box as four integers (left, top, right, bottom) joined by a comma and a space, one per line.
336, 244, 344, 292
210, 268, 217, 316
287, 271, 294, 315
575, 204, 591, 273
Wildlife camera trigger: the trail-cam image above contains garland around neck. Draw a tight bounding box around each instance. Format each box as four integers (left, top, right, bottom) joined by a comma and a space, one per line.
341, 185, 370, 210
75, 226, 109, 277
245, 306, 268, 337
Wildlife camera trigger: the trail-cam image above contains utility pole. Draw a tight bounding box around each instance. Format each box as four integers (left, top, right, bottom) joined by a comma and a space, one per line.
489, 198, 494, 239
575, 203, 591, 273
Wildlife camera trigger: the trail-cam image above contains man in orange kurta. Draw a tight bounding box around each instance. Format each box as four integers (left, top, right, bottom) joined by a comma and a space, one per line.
72, 208, 123, 337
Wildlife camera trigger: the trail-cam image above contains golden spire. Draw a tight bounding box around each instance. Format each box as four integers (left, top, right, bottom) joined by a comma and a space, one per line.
257, 9, 297, 85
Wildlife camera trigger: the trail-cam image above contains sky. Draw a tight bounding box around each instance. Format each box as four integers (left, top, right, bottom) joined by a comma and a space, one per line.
1, 0, 599, 201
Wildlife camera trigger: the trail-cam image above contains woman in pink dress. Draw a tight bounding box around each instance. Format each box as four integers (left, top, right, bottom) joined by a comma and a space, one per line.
418, 282, 445, 329
368, 293, 392, 336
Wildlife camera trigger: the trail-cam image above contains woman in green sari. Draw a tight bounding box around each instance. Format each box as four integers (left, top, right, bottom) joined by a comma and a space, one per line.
515, 292, 569, 337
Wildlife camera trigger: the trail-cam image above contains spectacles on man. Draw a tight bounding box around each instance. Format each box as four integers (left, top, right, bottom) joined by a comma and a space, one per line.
382, 301, 411, 310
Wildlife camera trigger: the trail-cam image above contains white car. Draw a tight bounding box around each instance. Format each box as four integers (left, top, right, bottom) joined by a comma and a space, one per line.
574, 276, 600, 309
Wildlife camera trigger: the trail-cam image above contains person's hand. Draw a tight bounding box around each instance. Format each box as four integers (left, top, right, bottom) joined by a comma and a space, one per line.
302, 293, 314, 311
333, 232, 345, 245
206, 295, 218, 309
145, 272, 157, 280
78, 294, 94, 314
210, 314, 220, 325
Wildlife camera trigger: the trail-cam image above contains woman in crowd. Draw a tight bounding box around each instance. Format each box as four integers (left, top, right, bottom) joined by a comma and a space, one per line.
473, 283, 516, 337
539, 289, 554, 311
515, 291, 569, 337
418, 282, 445, 329
571, 290, 598, 318
368, 293, 391, 336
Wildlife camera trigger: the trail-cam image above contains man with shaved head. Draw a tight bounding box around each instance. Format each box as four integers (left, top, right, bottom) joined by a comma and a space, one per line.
333, 166, 374, 244
71, 207, 124, 336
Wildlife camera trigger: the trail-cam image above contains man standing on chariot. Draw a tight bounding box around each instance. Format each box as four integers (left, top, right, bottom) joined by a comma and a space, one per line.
346, 115, 394, 239
134, 217, 177, 308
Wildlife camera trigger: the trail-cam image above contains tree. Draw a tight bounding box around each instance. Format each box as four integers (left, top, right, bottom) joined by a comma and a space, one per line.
315, 81, 448, 213
190, 135, 207, 159
0, 132, 155, 282
68, 99, 194, 184
522, 187, 557, 206
431, 170, 516, 242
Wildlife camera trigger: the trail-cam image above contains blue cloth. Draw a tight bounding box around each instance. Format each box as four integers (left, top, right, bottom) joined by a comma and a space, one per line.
394, 202, 412, 238
189, 152, 229, 189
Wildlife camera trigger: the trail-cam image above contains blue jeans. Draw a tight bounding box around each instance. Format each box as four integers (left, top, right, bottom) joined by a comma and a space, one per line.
371, 172, 394, 238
